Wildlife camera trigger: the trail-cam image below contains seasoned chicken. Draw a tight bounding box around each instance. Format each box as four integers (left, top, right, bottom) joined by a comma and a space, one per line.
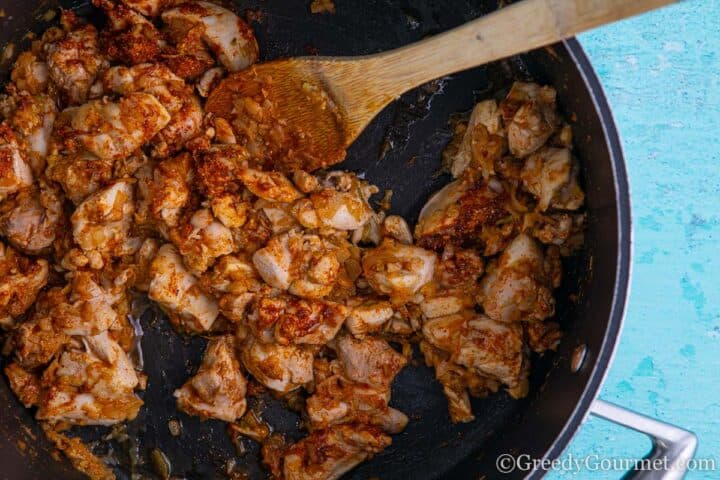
45, 150, 114, 204
0, 242, 49, 329
1, 91, 57, 173
0, 124, 33, 201
282, 425, 391, 480
45, 12, 108, 105
520, 147, 585, 211
479, 233, 557, 323
249, 295, 348, 345
55, 92, 171, 161
12, 289, 70, 369
331, 334, 407, 390
344, 298, 394, 336
193, 144, 252, 196
101, 63, 202, 156
306, 374, 408, 434
240, 335, 314, 393
252, 230, 342, 299
37, 332, 142, 425
10, 51, 49, 95
362, 239, 436, 301
51, 270, 128, 337
170, 208, 236, 273
4, 362, 41, 408
200, 253, 262, 321
449, 99, 505, 179
71, 180, 139, 261
415, 178, 509, 250
304, 172, 375, 231
161, 1, 259, 72
175, 336, 248, 421
121, 0, 166, 16
0, 180, 63, 255
419, 341, 500, 423
422, 311, 525, 389
95, 0, 165, 65
148, 243, 219, 332
238, 168, 303, 203
147, 152, 192, 228
500, 82, 559, 158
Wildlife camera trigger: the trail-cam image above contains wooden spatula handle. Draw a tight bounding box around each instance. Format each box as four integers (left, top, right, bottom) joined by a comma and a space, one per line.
363, 0, 677, 96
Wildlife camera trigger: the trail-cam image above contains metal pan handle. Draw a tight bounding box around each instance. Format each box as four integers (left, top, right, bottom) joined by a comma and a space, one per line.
589, 399, 698, 479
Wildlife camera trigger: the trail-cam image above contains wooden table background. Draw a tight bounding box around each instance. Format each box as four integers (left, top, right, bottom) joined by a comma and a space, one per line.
548, 0, 719, 478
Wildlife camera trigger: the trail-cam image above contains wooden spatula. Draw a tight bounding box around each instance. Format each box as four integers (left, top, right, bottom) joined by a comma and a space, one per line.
206, 0, 677, 171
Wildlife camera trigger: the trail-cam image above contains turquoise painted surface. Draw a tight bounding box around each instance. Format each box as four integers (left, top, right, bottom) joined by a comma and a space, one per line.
548, 1, 720, 478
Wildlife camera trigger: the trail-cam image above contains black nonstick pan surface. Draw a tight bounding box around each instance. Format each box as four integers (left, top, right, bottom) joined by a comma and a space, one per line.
0, 1, 631, 478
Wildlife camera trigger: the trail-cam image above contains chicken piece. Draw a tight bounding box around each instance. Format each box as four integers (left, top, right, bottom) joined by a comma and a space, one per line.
1, 92, 57, 173
344, 298, 394, 336
250, 295, 348, 345
201, 253, 262, 322
418, 247, 484, 319
233, 205, 273, 254
101, 63, 203, 156
449, 99, 505, 179
238, 168, 303, 203
422, 311, 525, 388
45, 14, 108, 105
331, 333, 406, 390
305, 172, 375, 231
169, 208, 235, 274
147, 152, 192, 228
0, 181, 63, 255
121, 0, 166, 16
4, 362, 41, 408
57, 92, 171, 161
45, 150, 114, 204
51, 270, 127, 337
362, 239, 436, 301
306, 374, 408, 434
193, 144, 251, 196
526, 320, 562, 353
381, 215, 413, 245
148, 243, 219, 332
256, 199, 300, 235
479, 233, 556, 323
523, 211, 585, 251
196, 67, 225, 97
71, 180, 139, 261
282, 425, 391, 480
95, 0, 165, 65
37, 333, 142, 425
500, 82, 559, 158
415, 178, 508, 250
0, 124, 33, 202
161, 1, 259, 72
161, 18, 216, 80
240, 335, 313, 393
0, 242, 49, 329
252, 230, 342, 299
520, 147, 585, 211
10, 51, 49, 95
12, 289, 69, 369
42, 427, 116, 480
209, 192, 249, 229
419, 341, 500, 423
175, 336, 248, 422
434, 247, 484, 289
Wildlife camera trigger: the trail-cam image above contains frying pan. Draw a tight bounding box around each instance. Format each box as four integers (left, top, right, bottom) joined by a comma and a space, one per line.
0, 1, 698, 479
